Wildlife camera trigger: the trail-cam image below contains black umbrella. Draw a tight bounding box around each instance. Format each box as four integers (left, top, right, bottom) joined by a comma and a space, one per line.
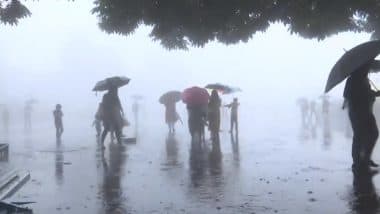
205, 83, 229, 92
159, 91, 182, 104
93, 76, 130, 91
325, 40, 380, 93
206, 83, 241, 94
223, 87, 242, 95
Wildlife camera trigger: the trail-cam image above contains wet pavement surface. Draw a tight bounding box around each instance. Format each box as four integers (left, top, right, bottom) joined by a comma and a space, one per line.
2, 105, 380, 214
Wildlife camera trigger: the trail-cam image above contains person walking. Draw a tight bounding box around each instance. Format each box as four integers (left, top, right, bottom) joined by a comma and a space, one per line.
100, 87, 124, 148
165, 102, 179, 133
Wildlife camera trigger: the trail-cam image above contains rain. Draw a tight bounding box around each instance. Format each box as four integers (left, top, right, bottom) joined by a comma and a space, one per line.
0, 0, 380, 213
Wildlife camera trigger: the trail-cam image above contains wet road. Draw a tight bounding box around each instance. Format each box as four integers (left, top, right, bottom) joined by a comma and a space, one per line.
3, 106, 380, 214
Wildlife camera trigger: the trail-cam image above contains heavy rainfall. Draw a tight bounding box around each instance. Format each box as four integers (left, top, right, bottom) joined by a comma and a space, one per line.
1, 0, 380, 213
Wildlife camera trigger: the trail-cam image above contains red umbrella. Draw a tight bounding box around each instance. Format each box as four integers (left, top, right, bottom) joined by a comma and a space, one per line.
182, 86, 209, 106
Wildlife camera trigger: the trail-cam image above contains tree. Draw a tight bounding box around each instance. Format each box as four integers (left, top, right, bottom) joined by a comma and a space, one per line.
91, 0, 380, 49
3, 0, 380, 49
0, 0, 30, 25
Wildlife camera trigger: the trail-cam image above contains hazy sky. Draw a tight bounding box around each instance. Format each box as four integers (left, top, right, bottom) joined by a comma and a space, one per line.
0, 1, 372, 119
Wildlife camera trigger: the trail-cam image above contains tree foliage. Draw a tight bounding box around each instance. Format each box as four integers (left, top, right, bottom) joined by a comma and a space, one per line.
3, 0, 380, 49
0, 0, 30, 25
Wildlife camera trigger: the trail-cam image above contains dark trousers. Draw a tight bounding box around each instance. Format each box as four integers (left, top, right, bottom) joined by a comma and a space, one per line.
349, 110, 378, 167
101, 124, 122, 145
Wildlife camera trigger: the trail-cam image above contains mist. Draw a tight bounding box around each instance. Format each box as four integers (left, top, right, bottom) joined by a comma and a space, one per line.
0, 1, 377, 213
0, 1, 371, 134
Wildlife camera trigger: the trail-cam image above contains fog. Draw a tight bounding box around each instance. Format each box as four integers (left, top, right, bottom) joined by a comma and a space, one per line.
0, 1, 372, 133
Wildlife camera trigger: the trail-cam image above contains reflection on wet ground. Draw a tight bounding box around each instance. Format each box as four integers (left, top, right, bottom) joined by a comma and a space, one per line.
3, 111, 380, 213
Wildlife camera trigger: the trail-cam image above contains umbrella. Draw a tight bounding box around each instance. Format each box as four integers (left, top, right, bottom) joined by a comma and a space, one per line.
159, 91, 182, 104
206, 83, 241, 94
223, 87, 242, 95
182, 86, 209, 106
93, 76, 130, 91
205, 83, 229, 92
325, 40, 380, 93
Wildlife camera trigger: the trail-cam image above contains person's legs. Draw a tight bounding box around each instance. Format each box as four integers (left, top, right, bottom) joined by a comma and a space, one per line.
234, 116, 238, 133
115, 127, 122, 144
349, 111, 364, 169
368, 115, 379, 166
96, 124, 101, 137
60, 123, 64, 136
55, 127, 59, 139
230, 116, 233, 133
101, 126, 109, 148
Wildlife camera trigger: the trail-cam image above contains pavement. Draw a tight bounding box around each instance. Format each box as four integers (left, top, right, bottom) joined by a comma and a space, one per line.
1, 107, 379, 214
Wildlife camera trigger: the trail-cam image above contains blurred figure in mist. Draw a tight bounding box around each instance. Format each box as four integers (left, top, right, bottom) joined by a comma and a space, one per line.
297, 98, 309, 127
208, 90, 221, 140
322, 96, 330, 116
132, 100, 139, 128
225, 98, 240, 134
93, 104, 103, 138
53, 104, 64, 139
322, 96, 331, 147
101, 88, 124, 147
165, 102, 179, 133
2, 107, 9, 134
24, 102, 33, 131
309, 100, 318, 125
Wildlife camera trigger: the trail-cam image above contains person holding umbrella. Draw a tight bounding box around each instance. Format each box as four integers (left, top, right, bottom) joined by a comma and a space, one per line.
344, 60, 380, 171
325, 40, 380, 172
182, 87, 209, 142
160, 91, 182, 133
93, 76, 129, 148
100, 87, 124, 147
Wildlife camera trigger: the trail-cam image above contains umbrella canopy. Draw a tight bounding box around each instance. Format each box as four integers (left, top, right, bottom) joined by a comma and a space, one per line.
205, 83, 229, 92
325, 40, 380, 93
159, 91, 182, 104
93, 76, 130, 91
206, 83, 241, 94
223, 87, 242, 95
182, 87, 209, 106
